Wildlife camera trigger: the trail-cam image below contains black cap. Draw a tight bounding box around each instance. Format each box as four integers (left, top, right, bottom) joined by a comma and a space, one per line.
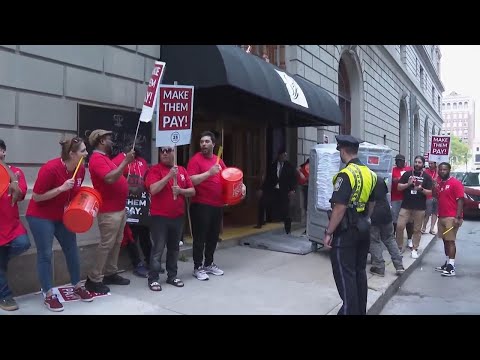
335, 135, 360, 151
395, 154, 406, 161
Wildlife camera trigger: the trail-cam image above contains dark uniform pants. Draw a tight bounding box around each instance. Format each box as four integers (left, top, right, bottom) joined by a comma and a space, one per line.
330, 227, 370, 315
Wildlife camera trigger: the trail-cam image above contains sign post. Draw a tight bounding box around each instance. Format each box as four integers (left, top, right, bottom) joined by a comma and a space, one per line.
429, 135, 451, 164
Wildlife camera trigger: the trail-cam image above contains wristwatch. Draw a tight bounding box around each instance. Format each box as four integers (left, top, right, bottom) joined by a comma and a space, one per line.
324, 228, 333, 236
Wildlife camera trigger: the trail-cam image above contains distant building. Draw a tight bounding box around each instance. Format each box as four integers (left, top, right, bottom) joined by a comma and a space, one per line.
441, 91, 475, 149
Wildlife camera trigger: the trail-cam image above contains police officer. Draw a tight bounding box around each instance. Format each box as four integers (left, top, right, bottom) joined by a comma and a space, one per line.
323, 135, 377, 315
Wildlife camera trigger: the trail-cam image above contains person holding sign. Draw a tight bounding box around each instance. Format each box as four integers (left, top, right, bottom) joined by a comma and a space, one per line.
145, 146, 195, 290
112, 144, 152, 278
0, 139, 31, 311
187, 131, 227, 281
85, 130, 134, 295
395, 155, 433, 259
26, 137, 93, 312
434, 162, 464, 277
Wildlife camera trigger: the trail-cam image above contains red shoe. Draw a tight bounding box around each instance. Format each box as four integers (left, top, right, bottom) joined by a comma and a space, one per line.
74, 286, 94, 302
44, 294, 64, 312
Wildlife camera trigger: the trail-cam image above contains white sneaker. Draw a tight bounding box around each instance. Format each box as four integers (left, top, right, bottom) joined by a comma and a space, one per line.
179, 241, 184, 246
193, 268, 209, 281
203, 263, 224, 276
407, 239, 413, 249
411, 249, 419, 259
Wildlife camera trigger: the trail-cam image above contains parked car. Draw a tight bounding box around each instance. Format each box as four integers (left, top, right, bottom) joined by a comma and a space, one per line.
461, 172, 480, 218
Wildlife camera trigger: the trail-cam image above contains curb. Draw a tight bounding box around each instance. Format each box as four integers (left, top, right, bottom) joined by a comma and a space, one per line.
367, 234, 438, 315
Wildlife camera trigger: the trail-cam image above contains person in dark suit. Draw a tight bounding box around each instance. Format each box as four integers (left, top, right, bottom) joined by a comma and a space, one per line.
257, 148, 297, 234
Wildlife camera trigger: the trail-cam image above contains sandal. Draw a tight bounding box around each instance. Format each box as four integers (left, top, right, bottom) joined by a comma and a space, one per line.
148, 280, 162, 291
166, 278, 184, 287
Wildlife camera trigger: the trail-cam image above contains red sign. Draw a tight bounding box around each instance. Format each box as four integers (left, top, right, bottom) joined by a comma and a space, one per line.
158, 86, 194, 131
144, 62, 165, 108
424, 153, 429, 162
56, 286, 109, 302
367, 156, 380, 165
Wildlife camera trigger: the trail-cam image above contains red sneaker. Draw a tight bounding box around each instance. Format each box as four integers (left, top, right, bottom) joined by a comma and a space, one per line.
44, 294, 64, 312
74, 286, 94, 302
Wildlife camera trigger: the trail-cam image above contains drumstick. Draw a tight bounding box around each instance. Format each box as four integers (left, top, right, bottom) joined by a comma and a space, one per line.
216, 146, 223, 165
72, 157, 84, 179
442, 226, 454, 236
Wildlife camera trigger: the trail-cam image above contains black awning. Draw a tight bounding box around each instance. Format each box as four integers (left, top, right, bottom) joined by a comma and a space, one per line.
161, 45, 342, 128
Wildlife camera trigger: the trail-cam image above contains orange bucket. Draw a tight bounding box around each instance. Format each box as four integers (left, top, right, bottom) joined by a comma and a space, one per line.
63, 187, 102, 233
0, 165, 9, 198
221, 167, 244, 206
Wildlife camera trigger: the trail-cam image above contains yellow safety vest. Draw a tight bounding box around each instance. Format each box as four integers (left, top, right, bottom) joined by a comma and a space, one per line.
333, 162, 377, 212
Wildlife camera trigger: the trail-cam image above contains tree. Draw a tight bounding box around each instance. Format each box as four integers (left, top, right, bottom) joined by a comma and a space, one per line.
449, 135, 472, 170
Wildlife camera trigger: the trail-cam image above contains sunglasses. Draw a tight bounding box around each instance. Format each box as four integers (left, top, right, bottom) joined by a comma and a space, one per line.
160, 148, 174, 154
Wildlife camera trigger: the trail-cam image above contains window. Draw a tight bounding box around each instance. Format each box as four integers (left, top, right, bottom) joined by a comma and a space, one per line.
438, 96, 441, 112
453, 102, 457, 109
463, 173, 480, 187
465, 102, 469, 109
477, 147, 479, 152
464, 129, 468, 134
441, 131, 446, 135
453, 114, 457, 119
447, 131, 451, 135
464, 122, 468, 126
447, 103, 451, 110
432, 86, 435, 104
400, 45, 407, 65
445, 114, 450, 120
459, 102, 463, 107
442, 103, 446, 110
420, 66, 424, 90
447, 123, 450, 128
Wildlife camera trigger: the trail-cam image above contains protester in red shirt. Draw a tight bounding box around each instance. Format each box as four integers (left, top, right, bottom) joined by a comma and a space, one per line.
85, 130, 134, 295
391, 154, 414, 247
145, 146, 195, 290
0, 158, 22, 204
112, 144, 152, 278
434, 162, 465, 277
26, 137, 93, 312
297, 158, 310, 236
422, 161, 439, 235
187, 131, 229, 281
0, 139, 30, 312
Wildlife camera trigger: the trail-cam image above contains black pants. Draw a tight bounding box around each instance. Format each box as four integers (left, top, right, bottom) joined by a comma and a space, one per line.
126, 225, 152, 267
330, 228, 370, 315
257, 189, 291, 233
256, 191, 272, 226
149, 216, 184, 280
190, 203, 222, 269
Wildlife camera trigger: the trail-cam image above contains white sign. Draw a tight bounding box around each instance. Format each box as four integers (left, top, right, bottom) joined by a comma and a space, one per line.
140, 61, 166, 122
156, 85, 194, 147
429, 135, 451, 163
274, 69, 309, 108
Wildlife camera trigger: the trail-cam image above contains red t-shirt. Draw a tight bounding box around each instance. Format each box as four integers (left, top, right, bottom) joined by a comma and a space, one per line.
88, 151, 129, 213
391, 166, 412, 202
145, 163, 194, 218
0, 165, 28, 246
187, 152, 226, 207
437, 177, 464, 218
111, 153, 148, 178
424, 168, 439, 199
26, 158, 86, 221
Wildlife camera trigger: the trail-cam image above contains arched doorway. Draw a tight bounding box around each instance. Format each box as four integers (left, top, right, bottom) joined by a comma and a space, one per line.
399, 99, 408, 156
423, 117, 429, 155
338, 49, 364, 139
413, 113, 420, 161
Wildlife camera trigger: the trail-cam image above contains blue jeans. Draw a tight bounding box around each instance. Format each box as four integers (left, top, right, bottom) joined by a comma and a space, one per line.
0, 234, 31, 299
26, 216, 81, 294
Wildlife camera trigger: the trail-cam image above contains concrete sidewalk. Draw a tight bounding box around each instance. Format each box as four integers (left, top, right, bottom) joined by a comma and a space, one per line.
2, 228, 436, 315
